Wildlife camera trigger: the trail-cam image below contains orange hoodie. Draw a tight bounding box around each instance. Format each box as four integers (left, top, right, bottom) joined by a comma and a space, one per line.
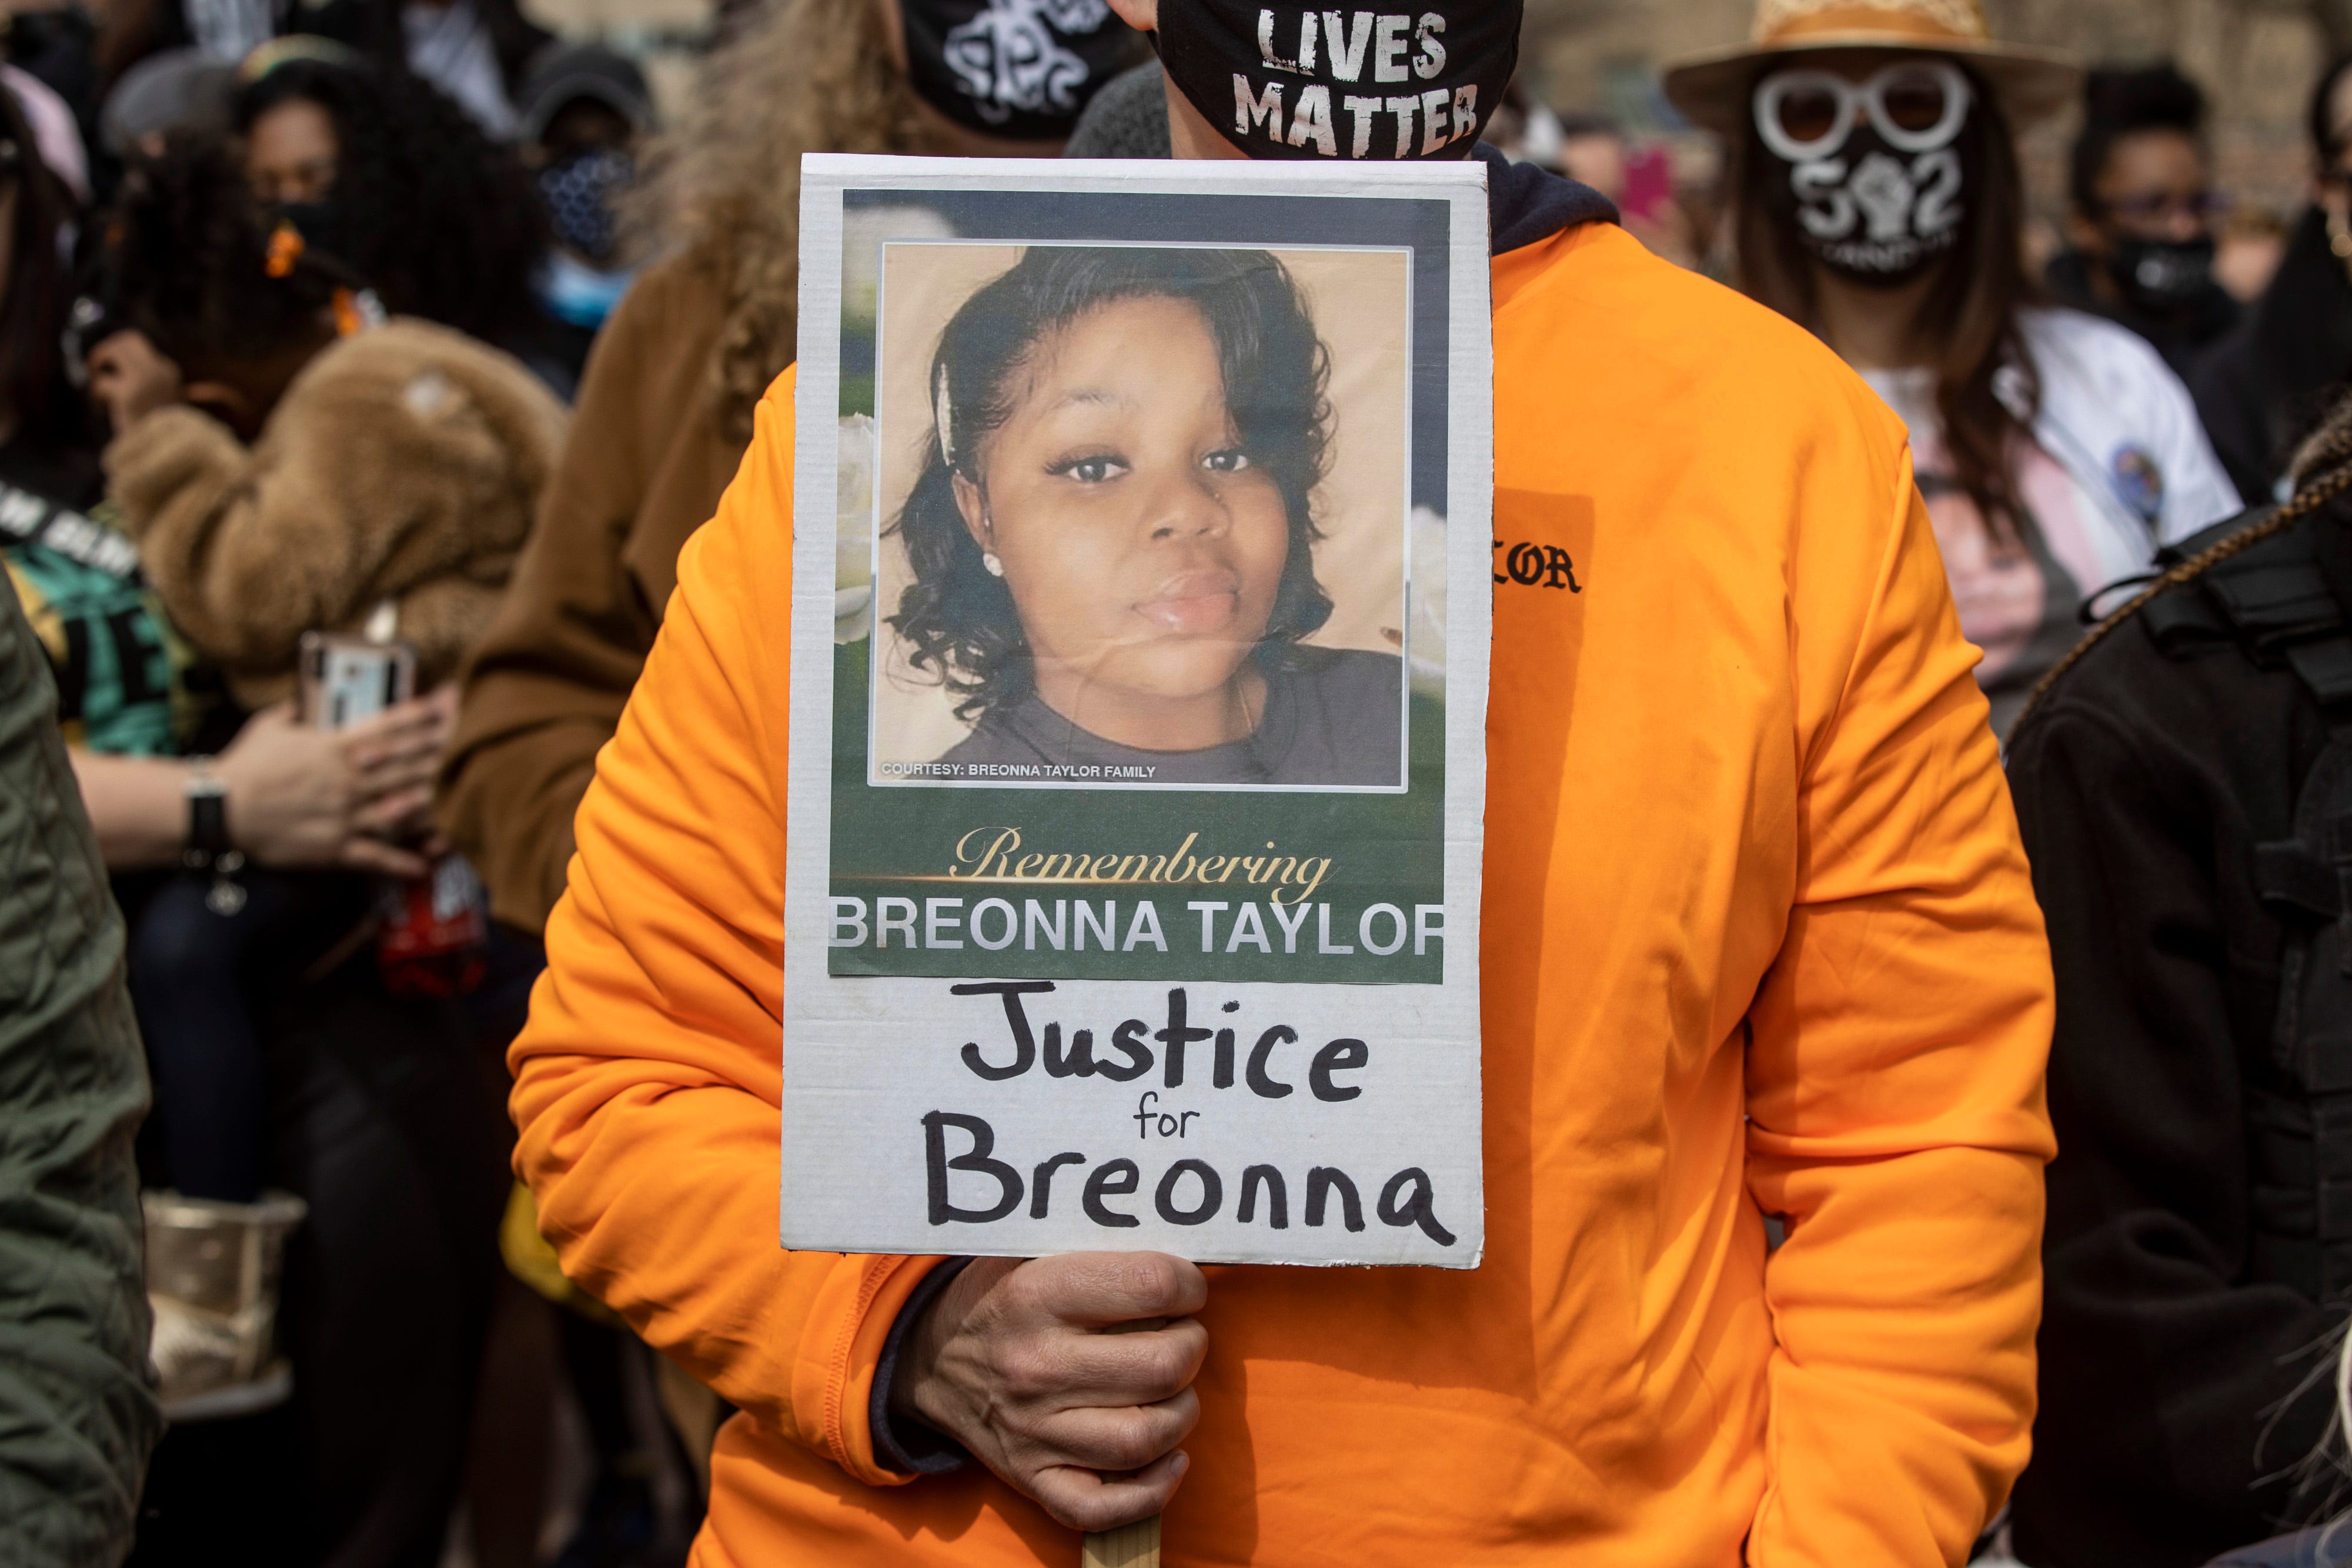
510, 219, 2054, 1567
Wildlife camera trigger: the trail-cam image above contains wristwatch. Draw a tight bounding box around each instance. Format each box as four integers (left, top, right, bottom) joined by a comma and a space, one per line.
182, 767, 229, 868
183, 765, 248, 914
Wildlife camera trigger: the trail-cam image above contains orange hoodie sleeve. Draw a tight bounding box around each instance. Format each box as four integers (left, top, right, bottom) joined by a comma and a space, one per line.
508, 374, 945, 1486
1742, 440, 2056, 1566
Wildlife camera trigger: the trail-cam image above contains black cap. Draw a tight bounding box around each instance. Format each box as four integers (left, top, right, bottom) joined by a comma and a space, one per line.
517, 43, 654, 146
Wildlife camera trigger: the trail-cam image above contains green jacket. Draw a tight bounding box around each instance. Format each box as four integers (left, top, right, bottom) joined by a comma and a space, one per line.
0, 580, 159, 1562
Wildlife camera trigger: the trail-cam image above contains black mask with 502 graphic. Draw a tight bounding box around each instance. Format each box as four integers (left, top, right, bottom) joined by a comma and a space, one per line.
1754, 61, 1980, 289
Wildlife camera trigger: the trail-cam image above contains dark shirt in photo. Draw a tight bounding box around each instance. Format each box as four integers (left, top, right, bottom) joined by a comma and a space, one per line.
941, 645, 1405, 786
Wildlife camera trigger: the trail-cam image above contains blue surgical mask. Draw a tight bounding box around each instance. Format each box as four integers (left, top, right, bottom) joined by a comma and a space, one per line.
537, 249, 632, 329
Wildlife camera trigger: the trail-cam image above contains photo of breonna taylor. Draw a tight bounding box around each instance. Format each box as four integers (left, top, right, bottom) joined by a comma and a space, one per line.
876, 243, 1416, 788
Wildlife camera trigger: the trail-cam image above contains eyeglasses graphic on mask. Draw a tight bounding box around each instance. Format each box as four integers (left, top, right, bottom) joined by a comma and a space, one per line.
1752, 61, 1974, 164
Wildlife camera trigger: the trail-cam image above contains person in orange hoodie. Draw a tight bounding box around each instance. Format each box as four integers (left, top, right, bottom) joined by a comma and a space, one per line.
507, 1, 2058, 1563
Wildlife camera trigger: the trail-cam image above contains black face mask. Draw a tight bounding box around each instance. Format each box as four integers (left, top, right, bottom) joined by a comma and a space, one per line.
900, 0, 1137, 141
2108, 235, 2216, 313
1766, 119, 1975, 288
538, 148, 631, 266
1753, 63, 1980, 288
1157, 2, 1522, 160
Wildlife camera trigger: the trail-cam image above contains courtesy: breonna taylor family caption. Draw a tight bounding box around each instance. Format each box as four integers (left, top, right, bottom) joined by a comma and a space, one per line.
781, 155, 1495, 1266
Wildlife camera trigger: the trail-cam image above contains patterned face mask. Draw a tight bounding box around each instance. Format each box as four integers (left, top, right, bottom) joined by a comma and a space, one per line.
1755, 60, 1976, 285
900, 0, 1135, 140
537, 148, 632, 266
1157, 2, 1522, 161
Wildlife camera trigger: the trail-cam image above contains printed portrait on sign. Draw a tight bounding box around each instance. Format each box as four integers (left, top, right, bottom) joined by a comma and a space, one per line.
787, 159, 1491, 1265
854, 241, 1419, 791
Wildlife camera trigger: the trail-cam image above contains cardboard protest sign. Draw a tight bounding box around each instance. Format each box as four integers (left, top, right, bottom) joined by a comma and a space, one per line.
784, 155, 1491, 1266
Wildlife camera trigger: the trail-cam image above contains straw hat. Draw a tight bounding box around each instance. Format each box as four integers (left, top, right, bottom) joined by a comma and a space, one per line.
1662, 0, 2082, 139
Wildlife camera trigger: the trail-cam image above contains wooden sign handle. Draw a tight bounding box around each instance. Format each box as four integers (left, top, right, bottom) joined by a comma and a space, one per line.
1081, 1516, 1160, 1568
1081, 1316, 1170, 1568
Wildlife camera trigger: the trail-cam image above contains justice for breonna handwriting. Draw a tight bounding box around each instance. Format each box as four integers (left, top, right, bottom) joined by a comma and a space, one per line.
783, 155, 1492, 1266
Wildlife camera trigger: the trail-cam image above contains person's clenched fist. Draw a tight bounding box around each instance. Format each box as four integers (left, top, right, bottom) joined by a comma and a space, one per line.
888, 1251, 1208, 1531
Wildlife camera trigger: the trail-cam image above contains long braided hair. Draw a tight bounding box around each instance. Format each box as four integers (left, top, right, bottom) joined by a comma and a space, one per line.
2013, 403, 2352, 732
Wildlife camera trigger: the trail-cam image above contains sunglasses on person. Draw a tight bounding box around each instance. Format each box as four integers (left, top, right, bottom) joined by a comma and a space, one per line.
2096, 190, 2229, 224
1752, 61, 1975, 163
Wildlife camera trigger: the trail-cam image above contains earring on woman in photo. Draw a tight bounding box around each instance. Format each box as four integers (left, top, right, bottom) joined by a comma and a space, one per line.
941, 369, 1003, 575
975, 488, 1007, 577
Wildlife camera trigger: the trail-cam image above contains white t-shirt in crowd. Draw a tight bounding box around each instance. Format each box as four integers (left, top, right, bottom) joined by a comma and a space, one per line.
1862, 307, 2241, 735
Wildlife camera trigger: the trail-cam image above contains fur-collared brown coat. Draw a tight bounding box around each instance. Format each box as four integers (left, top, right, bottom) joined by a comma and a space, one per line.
437, 249, 744, 933
105, 317, 568, 708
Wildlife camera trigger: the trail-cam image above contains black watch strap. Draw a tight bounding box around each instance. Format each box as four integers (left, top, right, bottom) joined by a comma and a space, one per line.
183, 770, 248, 913
183, 770, 232, 871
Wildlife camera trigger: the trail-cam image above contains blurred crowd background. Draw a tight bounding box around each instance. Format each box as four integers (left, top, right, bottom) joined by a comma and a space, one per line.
1493, 0, 2335, 297
1529, 1, 2330, 233
505, 0, 2352, 292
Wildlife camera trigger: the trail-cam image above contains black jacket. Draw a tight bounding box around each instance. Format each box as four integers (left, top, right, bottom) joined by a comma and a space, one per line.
2192, 209, 2352, 505
2005, 502, 2352, 1566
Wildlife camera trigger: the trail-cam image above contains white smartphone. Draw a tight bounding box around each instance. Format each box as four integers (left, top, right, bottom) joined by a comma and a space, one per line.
298, 631, 418, 731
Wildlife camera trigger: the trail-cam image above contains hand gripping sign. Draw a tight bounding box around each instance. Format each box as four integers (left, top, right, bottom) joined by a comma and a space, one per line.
784, 155, 1492, 1272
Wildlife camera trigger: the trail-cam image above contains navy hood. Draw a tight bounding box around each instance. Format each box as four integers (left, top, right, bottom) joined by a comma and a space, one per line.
1472, 142, 1618, 255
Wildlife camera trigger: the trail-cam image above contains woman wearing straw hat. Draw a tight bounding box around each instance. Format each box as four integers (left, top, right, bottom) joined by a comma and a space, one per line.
1666, 0, 2241, 737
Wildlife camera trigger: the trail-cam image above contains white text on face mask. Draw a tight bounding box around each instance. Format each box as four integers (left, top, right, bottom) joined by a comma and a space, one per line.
1233, 72, 1478, 157
1234, 9, 1478, 156
1791, 147, 1963, 274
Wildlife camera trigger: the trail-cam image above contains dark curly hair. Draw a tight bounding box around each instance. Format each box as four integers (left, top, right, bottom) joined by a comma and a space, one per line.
2070, 63, 2207, 216
887, 246, 1334, 722
232, 58, 544, 346
106, 131, 355, 381
0, 82, 78, 445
